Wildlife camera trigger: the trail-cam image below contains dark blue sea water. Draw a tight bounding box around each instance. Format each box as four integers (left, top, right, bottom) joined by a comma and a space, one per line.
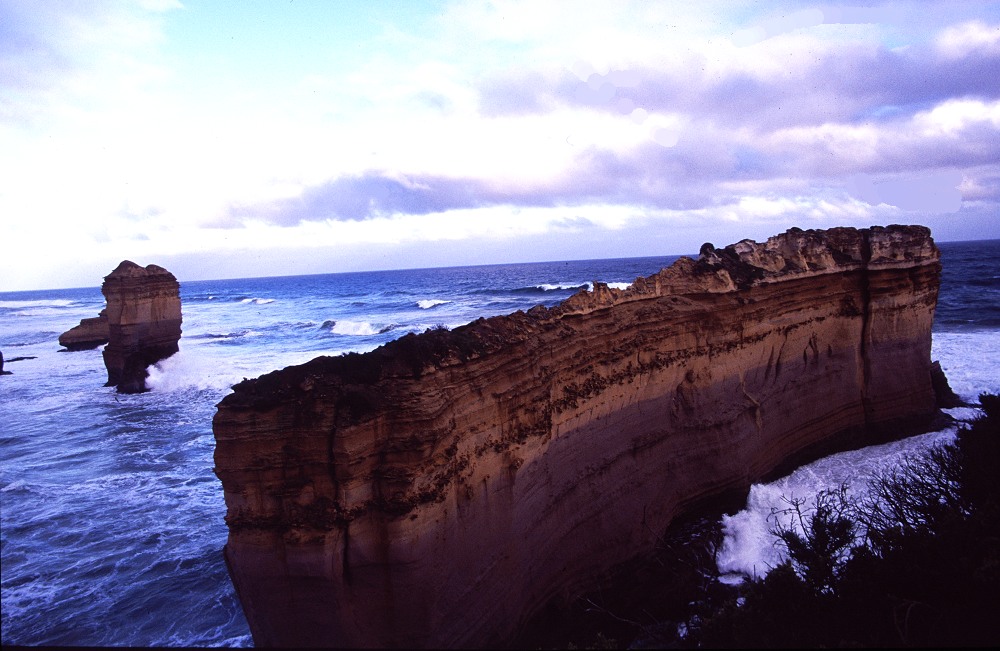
1, 243, 998, 647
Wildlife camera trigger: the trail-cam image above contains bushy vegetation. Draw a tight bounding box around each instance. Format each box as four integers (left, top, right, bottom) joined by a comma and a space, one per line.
684, 394, 1000, 648
515, 396, 999, 649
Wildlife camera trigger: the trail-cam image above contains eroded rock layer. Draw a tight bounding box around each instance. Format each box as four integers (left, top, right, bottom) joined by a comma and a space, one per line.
101, 261, 182, 393
58, 309, 110, 350
213, 225, 941, 648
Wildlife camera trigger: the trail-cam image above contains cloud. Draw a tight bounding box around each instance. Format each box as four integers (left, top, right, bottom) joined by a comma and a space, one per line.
731, 7, 826, 46
935, 19, 1000, 58
848, 171, 964, 212
481, 27, 1000, 138
0, 0, 176, 127
477, 69, 554, 116
957, 169, 1000, 201
3, 1, 1000, 291
225, 143, 731, 229
226, 78, 999, 229
229, 173, 487, 225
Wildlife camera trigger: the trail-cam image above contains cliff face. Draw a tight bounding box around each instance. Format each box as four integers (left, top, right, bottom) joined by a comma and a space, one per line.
213, 225, 941, 648
101, 261, 182, 393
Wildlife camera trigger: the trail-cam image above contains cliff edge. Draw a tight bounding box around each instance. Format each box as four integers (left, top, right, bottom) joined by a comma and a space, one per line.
213, 225, 941, 648
58, 309, 110, 350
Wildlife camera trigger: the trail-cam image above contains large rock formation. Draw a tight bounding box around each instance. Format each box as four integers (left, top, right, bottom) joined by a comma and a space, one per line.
101, 261, 182, 393
58, 309, 110, 350
213, 225, 941, 648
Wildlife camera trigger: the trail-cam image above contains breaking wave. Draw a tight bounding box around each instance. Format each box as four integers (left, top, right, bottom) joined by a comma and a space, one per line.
417, 299, 451, 309
323, 320, 397, 336
0, 299, 76, 309
533, 282, 591, 292
716, 426, 960, 583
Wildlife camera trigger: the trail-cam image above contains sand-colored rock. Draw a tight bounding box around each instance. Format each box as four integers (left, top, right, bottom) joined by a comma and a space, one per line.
213, 225, 941, 648
58, 309, 110, 350
101, 261, 182, 393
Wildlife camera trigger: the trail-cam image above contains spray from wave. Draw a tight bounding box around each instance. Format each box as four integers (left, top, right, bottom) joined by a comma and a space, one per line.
417, 299, 451, 309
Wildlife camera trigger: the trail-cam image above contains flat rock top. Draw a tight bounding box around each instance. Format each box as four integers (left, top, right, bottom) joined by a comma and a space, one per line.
221, 224, 938, 413
105, 260, 177, 281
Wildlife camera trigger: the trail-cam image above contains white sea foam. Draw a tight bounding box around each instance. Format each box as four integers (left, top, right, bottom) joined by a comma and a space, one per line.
537, 282, 589, 291
146, 352, 241, 392
330, 320, 381, 336
417, 299, 451, 309
184, 329, 262, 343
0, 299, 75, 308
146, 347, 324, 394
535, 280, 629, 292
716, 427, 958, 582
932, 330, 1000, 401
717, 329, 999, 583
1, 479, 30, 493
239, 298, 275, 305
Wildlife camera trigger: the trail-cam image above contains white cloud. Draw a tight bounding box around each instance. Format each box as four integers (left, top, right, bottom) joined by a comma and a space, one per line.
731, 7, 825, 46
848, 171, 963, 213
914, 98, 1000, 136
935, 20, 1000, 58
2, 1, 999, 291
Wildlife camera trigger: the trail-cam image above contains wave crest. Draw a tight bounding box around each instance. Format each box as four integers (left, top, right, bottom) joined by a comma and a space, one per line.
326, 320, 396, 336
0, 299, 76, 309
417, 299, 451, 309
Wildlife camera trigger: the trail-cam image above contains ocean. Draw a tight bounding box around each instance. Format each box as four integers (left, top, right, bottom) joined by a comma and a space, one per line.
1, 240, 998, 647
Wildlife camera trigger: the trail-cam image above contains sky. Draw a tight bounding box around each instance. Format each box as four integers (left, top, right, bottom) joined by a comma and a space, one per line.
1, 0, 999, 291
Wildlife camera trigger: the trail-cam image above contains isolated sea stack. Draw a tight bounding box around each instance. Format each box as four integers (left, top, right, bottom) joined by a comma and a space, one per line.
214, 225, 941, 648
100, 261, 182, 393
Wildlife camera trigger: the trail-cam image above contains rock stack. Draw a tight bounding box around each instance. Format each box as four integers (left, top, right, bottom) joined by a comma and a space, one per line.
100, 261, 182, 393
213, 225, 942, 648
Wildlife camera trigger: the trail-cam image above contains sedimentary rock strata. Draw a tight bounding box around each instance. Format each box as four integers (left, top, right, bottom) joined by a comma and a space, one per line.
58, 309, 110, 350
101, 261, 182, 393
213, 225, 941, 648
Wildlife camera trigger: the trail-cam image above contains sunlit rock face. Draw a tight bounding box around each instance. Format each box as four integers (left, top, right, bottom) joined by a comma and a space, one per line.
101, 261, 182, 393
213, 225, 940, 648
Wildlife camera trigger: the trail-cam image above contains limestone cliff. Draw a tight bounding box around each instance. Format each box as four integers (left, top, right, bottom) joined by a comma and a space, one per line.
101, 261, 182, 393
58, 309, 110, 350
213, 225, 941, 648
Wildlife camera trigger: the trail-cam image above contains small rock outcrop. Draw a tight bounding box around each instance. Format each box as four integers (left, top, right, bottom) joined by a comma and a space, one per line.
58, 309, 110, 350
214, 225, 942, 648
100, 261, 182, 393
0, 350, 11, 375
